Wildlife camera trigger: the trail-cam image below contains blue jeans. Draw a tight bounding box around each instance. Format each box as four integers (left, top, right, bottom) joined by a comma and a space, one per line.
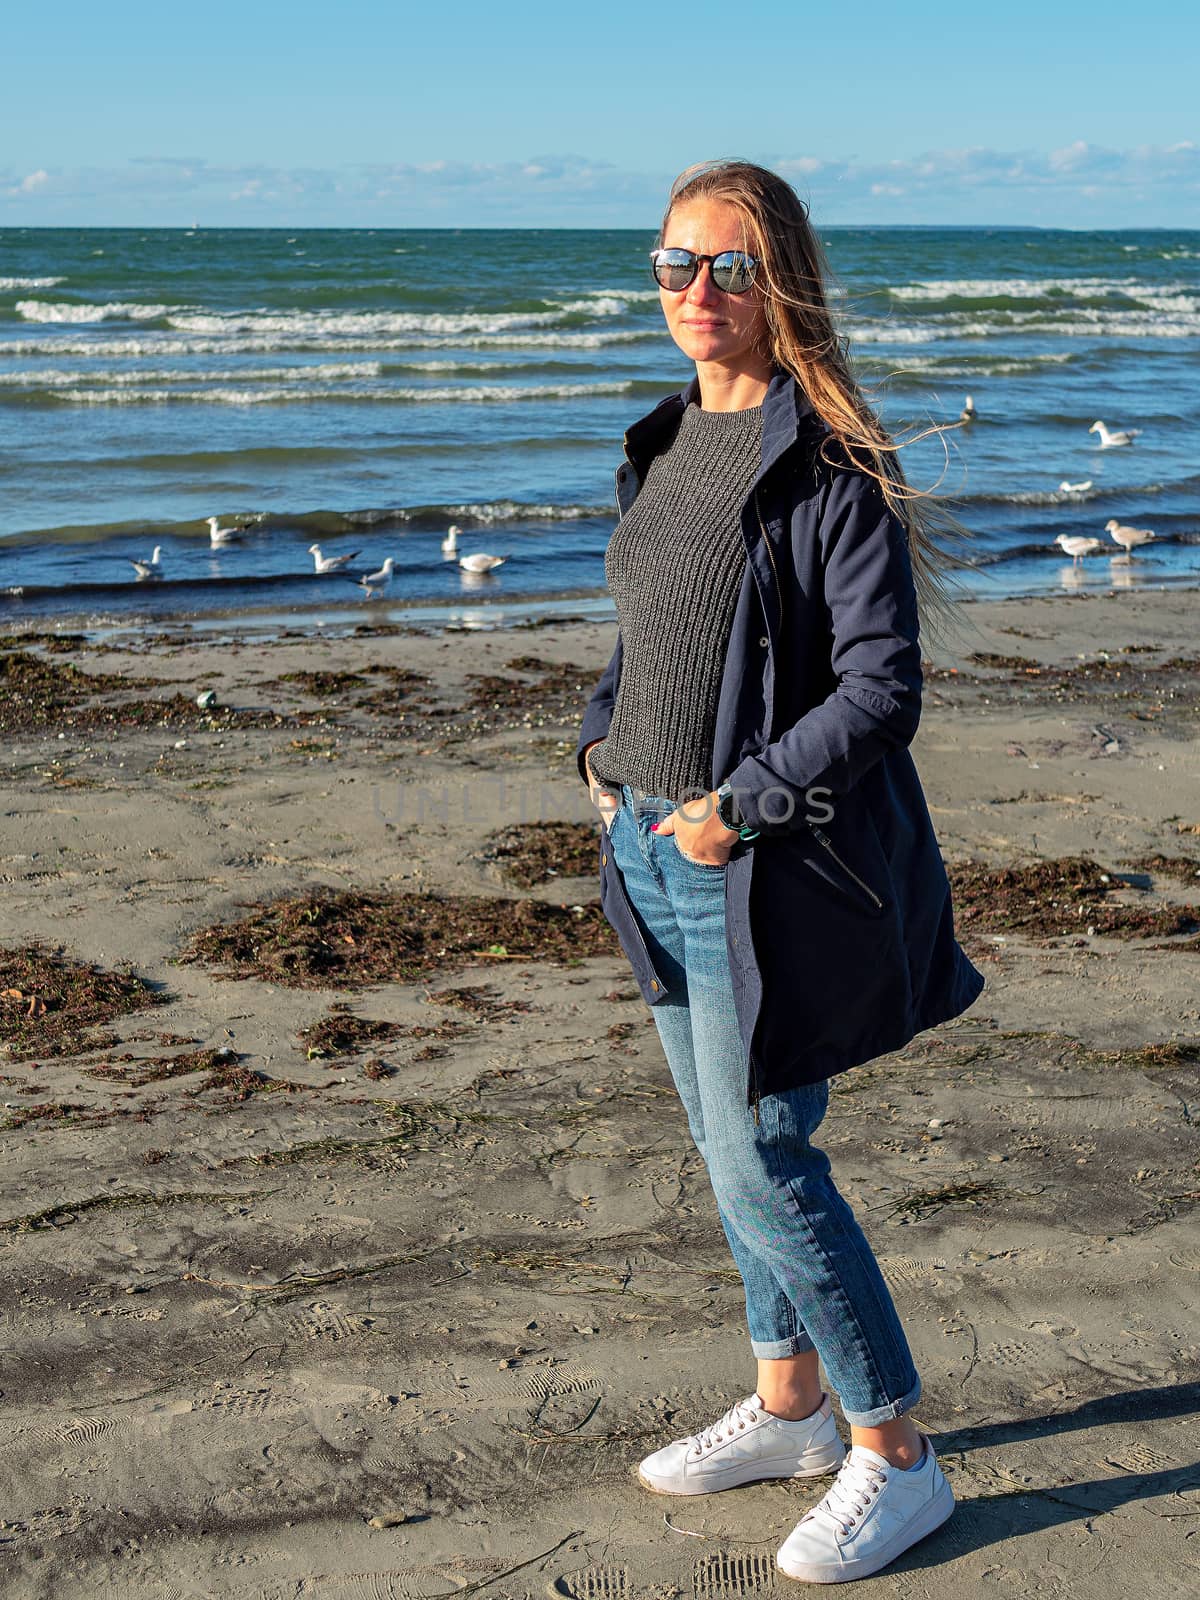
606, 782, 922, 1428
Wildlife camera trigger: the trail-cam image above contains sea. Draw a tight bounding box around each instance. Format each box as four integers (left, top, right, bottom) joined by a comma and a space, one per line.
1, 225, 1197, 636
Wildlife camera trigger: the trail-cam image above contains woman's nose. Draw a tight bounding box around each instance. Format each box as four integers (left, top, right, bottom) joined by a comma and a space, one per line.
685, 262, 721, 305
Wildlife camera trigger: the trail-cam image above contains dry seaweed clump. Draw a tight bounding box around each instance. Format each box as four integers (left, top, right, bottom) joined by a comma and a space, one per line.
179, 887, 619, 990
0, 943, 168, 1060
466, 657, 596, 717
949, 857, 1200, 940
0, 644, 311, 736
297, 1007, 409, 1059
0, 649, 144, 734
479, 819, 601, 887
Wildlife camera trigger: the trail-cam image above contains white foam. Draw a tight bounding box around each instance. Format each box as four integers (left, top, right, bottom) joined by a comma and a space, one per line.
888, 275, 1162, 301
165, 304, 625, 338
0, 361, 384, 388
847, 306, 1200, 342
862, 351, 1076, 378
0, 327, 659, 360
430, 500, 608, 523
549, 296, 629, 316
55, 379, 636, 406
0, 276, 65, 290
15, 299, 173, 324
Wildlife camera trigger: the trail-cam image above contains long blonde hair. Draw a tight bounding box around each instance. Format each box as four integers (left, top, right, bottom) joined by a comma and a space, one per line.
661, 159, 970, 623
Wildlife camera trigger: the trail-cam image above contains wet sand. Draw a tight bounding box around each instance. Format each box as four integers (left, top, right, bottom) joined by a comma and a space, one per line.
1, 589, 1198, 1599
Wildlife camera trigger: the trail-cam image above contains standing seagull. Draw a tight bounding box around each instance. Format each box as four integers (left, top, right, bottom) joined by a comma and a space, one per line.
458, 552, 509, 575
1055, 534, 1103, 567
357, 556, 396, 599
959, 395, 977, 424
441, 524, 461, 557
308, 543, 361, 574
129, 546, 164, 580
1104, 519, 1156, 555
1089, 420, 1141, 449
207, 516, 244, 546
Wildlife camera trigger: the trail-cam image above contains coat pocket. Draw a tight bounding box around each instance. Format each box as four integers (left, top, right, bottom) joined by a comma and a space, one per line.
803, 824, 888, 917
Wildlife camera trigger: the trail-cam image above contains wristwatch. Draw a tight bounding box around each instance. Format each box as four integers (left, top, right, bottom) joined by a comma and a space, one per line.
715, 781, 760, 842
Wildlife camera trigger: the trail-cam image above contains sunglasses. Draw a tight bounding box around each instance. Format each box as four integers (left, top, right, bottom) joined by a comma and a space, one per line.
650, 247, 760, 295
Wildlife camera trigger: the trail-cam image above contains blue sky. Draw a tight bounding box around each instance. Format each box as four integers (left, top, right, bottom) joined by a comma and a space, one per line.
3, 0, 1197, 227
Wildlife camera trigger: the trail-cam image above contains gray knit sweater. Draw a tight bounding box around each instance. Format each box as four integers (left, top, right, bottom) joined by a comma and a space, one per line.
588, 400, 763, 803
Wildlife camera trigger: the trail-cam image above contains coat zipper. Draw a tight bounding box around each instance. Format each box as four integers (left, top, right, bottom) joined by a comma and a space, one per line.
749, 486, 777, 1124
808, 826, 885, 911
754, 487, 781, 642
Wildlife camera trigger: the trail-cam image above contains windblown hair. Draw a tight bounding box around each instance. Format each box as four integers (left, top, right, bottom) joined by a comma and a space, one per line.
661, 159, 970, 624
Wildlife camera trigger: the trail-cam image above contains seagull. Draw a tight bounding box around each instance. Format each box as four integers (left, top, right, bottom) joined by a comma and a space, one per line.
207, 516, 244, 546
458, 552, 509, 574
1089, 420, 1141, 449
1105, 518, 1156, 555
308, 543, 361, 574
441, 524, 461, 557
959, 395, 977, 423
357, 556, 396, 598
1055, 534, 1103, 567
129, 546, 163, 580
1058, 480, 1093, 494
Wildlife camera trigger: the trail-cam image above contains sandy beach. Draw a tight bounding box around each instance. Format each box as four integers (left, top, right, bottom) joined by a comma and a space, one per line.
1, 588, 1198, 1599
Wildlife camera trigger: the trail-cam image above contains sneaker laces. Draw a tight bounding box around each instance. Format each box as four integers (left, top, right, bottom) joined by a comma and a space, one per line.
801, 1449, 889, 1537
685, 1394, 764, 1457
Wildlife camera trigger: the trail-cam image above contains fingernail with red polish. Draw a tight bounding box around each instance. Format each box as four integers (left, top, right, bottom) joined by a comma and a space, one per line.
651, 824, 659, 832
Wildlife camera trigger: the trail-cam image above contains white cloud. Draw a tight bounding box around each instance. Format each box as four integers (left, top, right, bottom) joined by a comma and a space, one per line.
1, 142, 1196, 224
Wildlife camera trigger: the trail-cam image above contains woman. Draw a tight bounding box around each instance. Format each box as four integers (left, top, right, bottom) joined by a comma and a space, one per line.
576, 160, 984, 1585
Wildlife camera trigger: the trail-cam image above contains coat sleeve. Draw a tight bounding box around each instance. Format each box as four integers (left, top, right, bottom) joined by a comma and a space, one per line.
575, 631, 623, 784
724, 468, 923, 832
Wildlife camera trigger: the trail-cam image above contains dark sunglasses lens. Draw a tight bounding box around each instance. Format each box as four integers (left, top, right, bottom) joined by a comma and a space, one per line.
652, 249, 697, 291
712, 252, 756, 293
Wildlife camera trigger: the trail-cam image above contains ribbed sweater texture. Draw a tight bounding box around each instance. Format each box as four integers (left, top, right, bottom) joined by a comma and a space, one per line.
588, 400, 763, 802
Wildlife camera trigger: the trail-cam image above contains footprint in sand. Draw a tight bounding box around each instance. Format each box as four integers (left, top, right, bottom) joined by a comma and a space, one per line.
985, 1339, 1038, 1368
1104, 1442, 1175, 1471
693, 1550, 782, 1596
875, 1255, 948, 1288
549, 1566, 630, 1599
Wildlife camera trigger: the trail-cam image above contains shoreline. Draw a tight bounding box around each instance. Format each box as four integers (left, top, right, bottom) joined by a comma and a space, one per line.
3, 568, 1200, 648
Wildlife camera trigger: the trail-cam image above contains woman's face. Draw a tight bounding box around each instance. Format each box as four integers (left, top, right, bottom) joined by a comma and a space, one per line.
658, 197, 770, 373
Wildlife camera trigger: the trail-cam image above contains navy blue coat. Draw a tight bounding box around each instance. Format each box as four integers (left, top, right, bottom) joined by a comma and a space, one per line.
576, 370, 984, 1105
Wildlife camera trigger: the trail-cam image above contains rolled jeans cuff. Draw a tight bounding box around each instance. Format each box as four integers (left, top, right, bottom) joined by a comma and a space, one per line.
750, 1332, 818, 1360
837, 1373, 923, 1429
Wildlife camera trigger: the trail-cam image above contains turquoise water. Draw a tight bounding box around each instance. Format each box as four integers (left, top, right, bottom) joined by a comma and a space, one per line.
1, 225, 1197, 629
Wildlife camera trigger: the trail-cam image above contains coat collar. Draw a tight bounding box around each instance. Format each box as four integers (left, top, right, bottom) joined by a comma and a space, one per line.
622, 367, 820, 483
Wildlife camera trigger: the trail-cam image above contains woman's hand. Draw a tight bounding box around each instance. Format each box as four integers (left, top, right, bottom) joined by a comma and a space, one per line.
655, 792, 735, 866
583, 740, 620, 832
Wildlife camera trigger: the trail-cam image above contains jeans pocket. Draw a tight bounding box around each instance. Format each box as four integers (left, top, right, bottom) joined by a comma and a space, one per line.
673, 836, 728, 872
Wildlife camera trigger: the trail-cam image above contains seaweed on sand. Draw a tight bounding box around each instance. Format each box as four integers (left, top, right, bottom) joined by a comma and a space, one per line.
178, 888, 618, 990
0, 943, 168, 1061
296, 1008, 410, 1059
949, 857, 1199, 940
478, 820, 601, 887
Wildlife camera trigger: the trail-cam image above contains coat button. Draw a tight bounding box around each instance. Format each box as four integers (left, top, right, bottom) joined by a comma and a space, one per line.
650, 979, 659, 991
601, 852, 608, 865
758, 635, 769, 648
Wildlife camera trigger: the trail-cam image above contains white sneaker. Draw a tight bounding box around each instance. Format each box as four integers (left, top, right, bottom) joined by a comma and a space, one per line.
637, 1392, 845, 1496
776, 1435, 955, 1584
